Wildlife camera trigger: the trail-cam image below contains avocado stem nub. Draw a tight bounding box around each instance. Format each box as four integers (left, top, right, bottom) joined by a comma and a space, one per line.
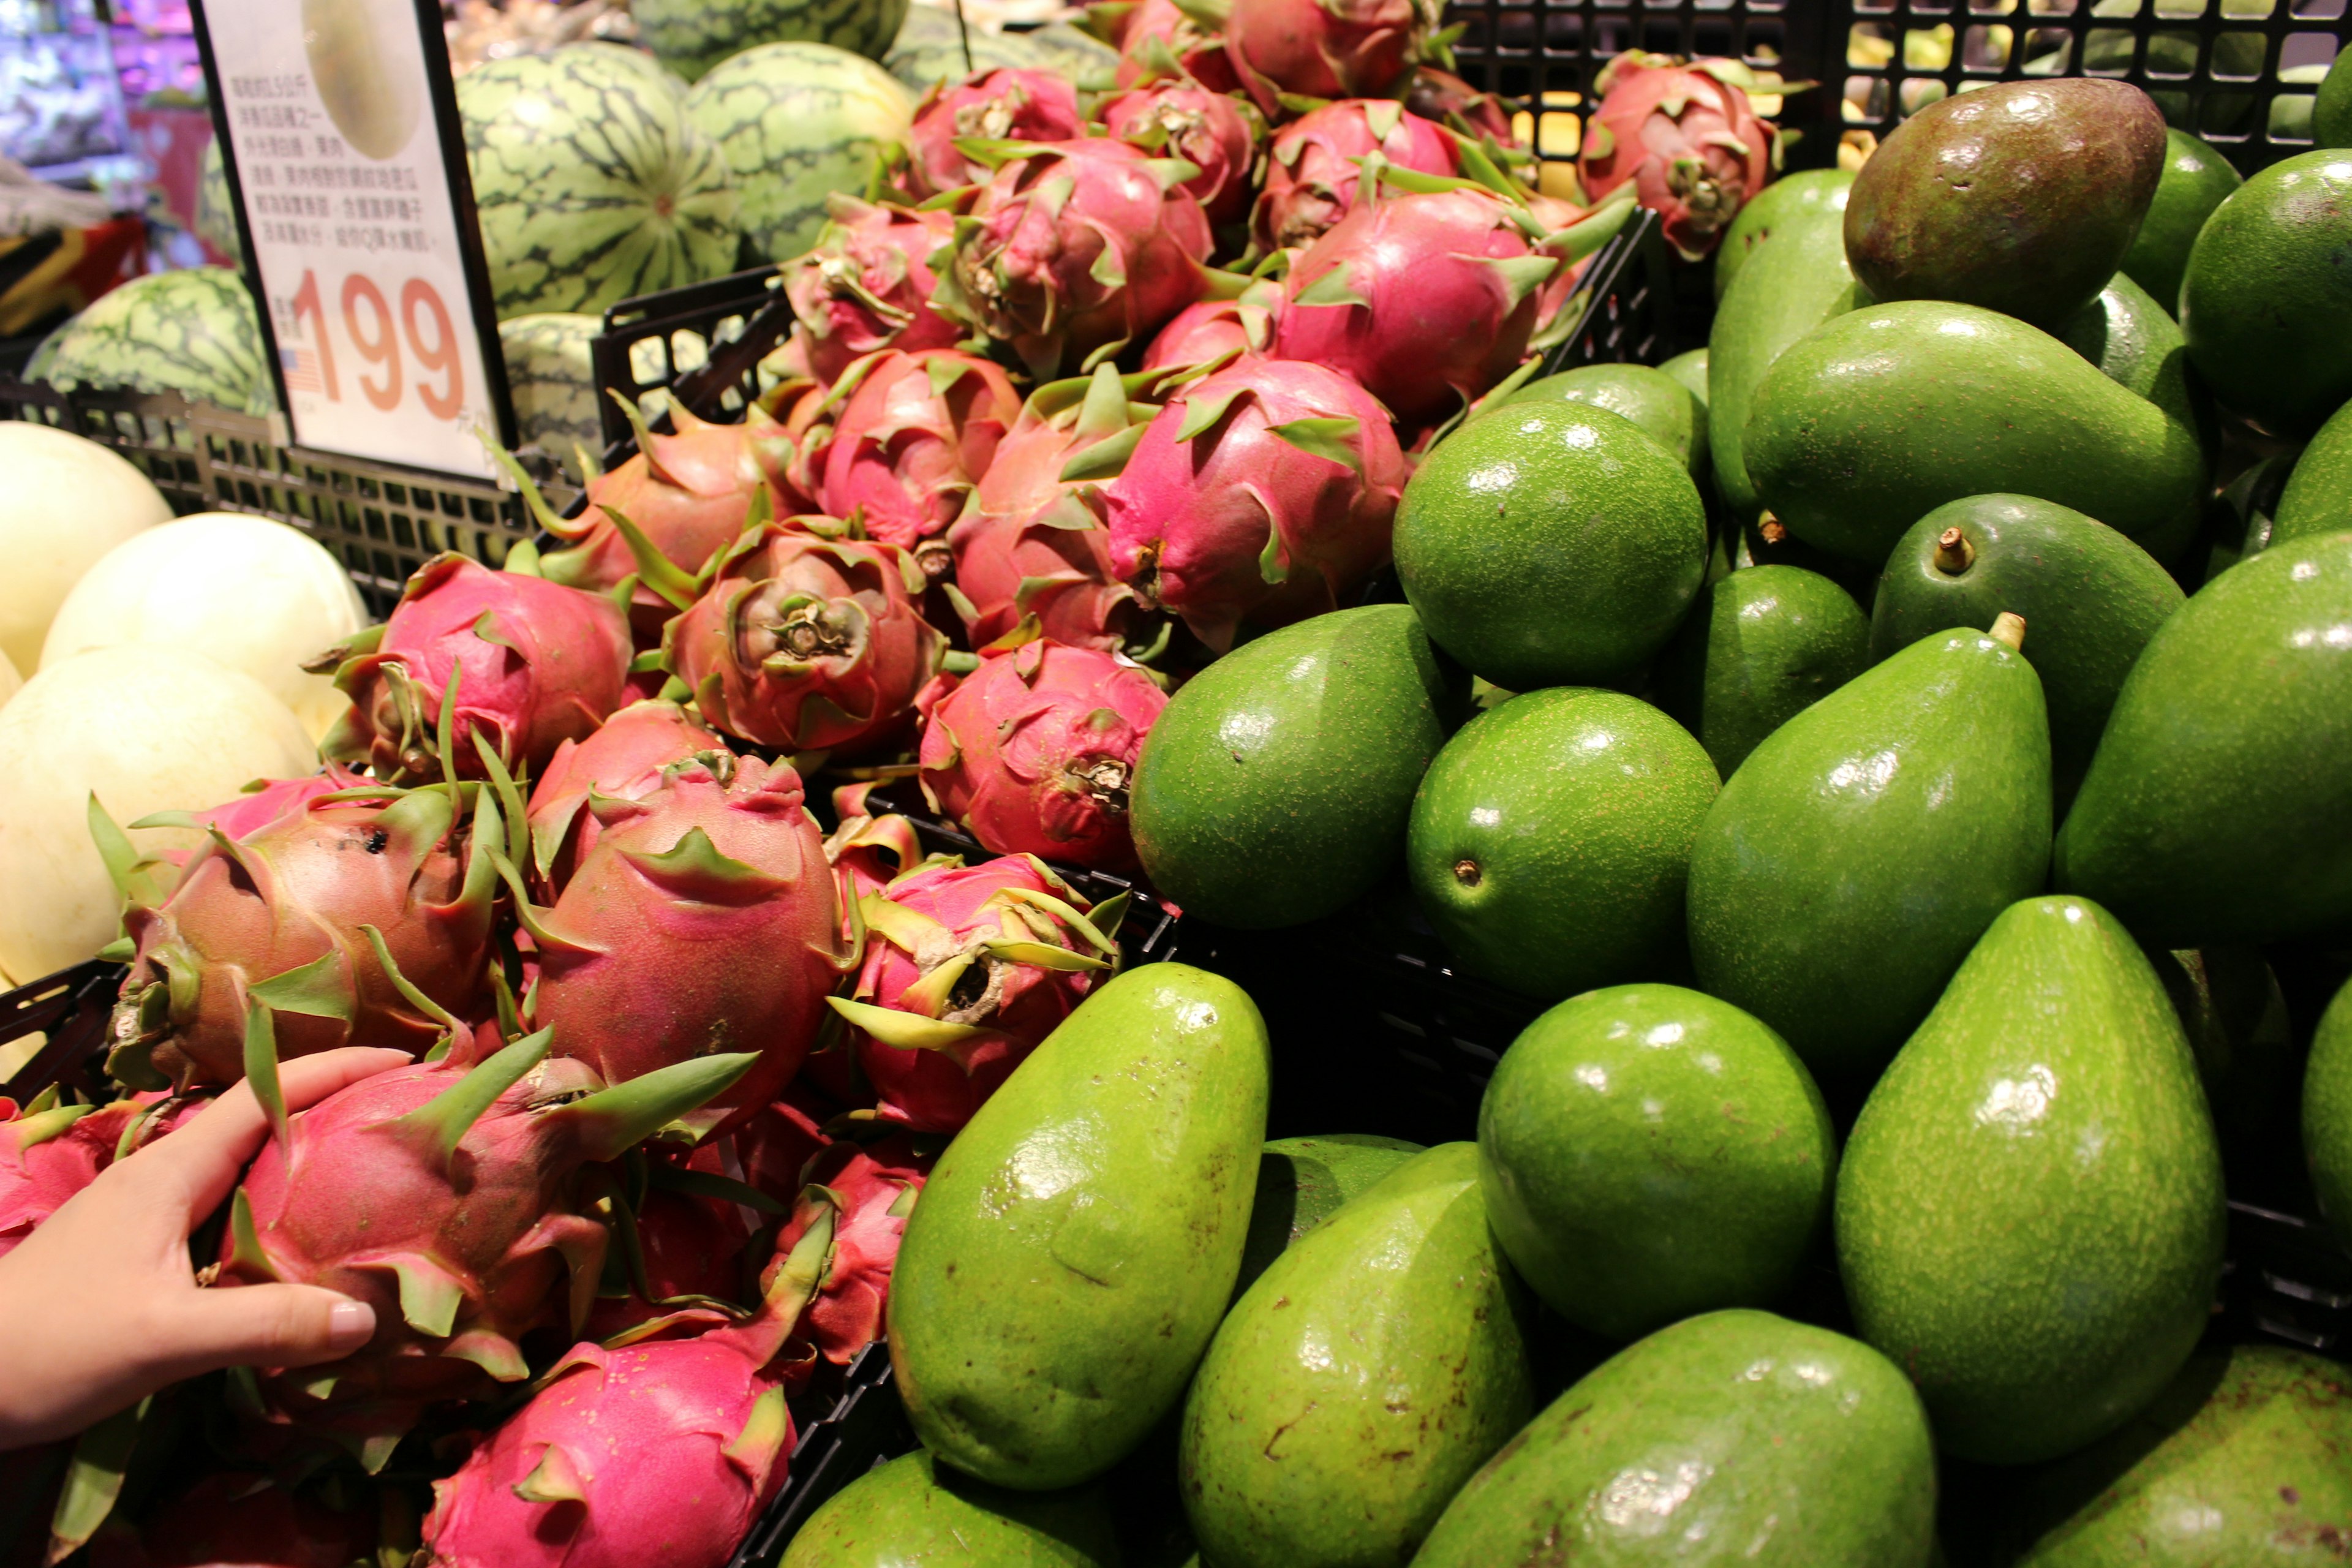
1453, 858, 1482, 888
1989, 611, 2027, 652
1934, 529, 1975, 575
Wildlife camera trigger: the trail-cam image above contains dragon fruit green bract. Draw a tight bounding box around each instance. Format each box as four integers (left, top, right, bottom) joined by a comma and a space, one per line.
917, 638, 1168, 870
1113, 0, 1240, 92
812, 349, 1023, 553
1225, 0, 1433, 116
762, 1134, 930, 1369
1577, 50, 1775, 260
1140, 290, 1280, 375
783, 195, 962, 386
903, 68, 1087, 200
1251, 99, 1458, 251
1408, 66, 1523, 148
1101, 80, 1262, 227
526, 699, 728, 894
185, 766, 371, 851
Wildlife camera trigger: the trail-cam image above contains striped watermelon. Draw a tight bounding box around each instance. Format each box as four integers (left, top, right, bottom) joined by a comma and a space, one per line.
196, 137, 243, 267
884, 6, 1052, 90
499, 313, 604, 481
459, 44, 743, 320
684, 43, 915, 263
34, 266, 275, 415
639, 0, 909, 81
1023, 24, 1120, 83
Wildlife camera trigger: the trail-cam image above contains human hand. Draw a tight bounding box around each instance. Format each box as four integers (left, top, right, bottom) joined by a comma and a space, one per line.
0, 1047, 409, 1450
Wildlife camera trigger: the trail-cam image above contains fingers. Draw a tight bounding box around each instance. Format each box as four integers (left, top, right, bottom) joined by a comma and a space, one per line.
163, 1284, 377, 1378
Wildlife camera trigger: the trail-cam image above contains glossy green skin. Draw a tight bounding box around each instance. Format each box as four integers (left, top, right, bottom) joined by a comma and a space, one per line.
1714, 168, 1855, 303
2305, 977, 2352, 1253
1395, 402, 1707, 692
2054, 532, 2352, 948
1843, 78, 2166, 329
1656, 564, 1869, 778
1837, 896, 2225, 1465
2320, 50, 2352, 148
2120, 130, 2243, 313
2009, 1345, 2352, 1564
1477, 984, 1835, 1341
1686, 629, 2051, 1084
1411, 1310, 1936, 1568
1658, 346, 1708, 410
1179, 1143, 1533, 1568
1234, 1134, 1424, 1297
1503, 363, 1708, 481
1708, 210, 1868, 521
1746, 301, 2207, 563
2271, 394, 2352, 546
1130, 605, 1459, 930
780, 1451, 1119, 1567
2054, 270, 2202, 435
891, 965, 1270, 1490
2181, 149, 2352, 437
1407, 689, 1719, 1001
1870, 495, 2182, 807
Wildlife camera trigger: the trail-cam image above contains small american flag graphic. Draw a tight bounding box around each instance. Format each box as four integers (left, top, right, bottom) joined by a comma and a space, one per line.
281, 345, 323, 395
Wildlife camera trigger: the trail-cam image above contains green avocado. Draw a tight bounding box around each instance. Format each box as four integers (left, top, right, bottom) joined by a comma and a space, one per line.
2119, 129, 2244, 312
2321, 48, 2352, 146
2271, 395, 2352, 546
1686, 622, 2052, 1085
1129, 605, 1460, 930
1395, 400, 1708, 692
1869, 495, 2183, 809
1411, 1310, 1937, 1568
2008, 1345, 2352, 1564
1655, 564, 1870, 778
1233, 1134, 1425, 1297
1842, 78, 2167, 328
1744, 301, 2208, 563
1714, 167, 1855, 303
1502, 361, 1708, 480
2180, 148, 2352, 436
2147, 945, 2299, 1182
1836, 895, 2225, 1466
1658, 345, 1708, 409
780, 1450, 1119, 1567
2053, 270, 2203, 436
2305, 976, 2352, 1252
890, 965, 1270, 1490
1178, 1143, 1532, 1568
1406, 688, 1719, 1001
1708, 209, 1868, 522
1477, 984, 1835, 1341
2054, 531, 2352, 948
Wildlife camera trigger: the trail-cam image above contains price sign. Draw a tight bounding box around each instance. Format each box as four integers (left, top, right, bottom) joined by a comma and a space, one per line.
190, 0, 512, 480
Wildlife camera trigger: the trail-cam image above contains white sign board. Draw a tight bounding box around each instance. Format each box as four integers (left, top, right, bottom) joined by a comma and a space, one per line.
195, 0, 511, 480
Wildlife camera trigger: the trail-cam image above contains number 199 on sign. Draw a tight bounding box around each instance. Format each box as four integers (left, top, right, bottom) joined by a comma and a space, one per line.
285, 268, 466, 420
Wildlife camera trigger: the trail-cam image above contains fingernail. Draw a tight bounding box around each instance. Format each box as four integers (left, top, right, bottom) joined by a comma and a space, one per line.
327, 1299, 375, 1347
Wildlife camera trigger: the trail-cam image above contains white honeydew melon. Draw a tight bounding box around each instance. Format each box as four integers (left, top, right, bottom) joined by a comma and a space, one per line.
40, 512, 369, 742
0, 647, 19, 712
0, 646, 315, 984
0, 422, 173, 678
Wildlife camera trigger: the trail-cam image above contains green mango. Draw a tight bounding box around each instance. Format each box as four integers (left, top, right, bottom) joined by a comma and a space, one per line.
1686, 622, 2052, 1085
2007, 1345, 2352, 1564
2321, 48, 2352, 147
1836, 895, 2226, 1465
1746, 301, 2208, 564
1502, 361, 1708, 481
1395, 401, 1707, 692
1658, 345, 1708, 409
1869, 495, 2184, 810
2054, 531, 2352, 948
2119, 129, 2242, 314
1129, 605, 1460, 930
2271, 394, 2352, 546
2054, 270, 2203, 437
1656, 564, 1870, 778
1411, 1310, 1937, 1568
1178, 1143, 1532, 1568
1477, 984, 1835, 1341
2305, 974, 2352, 1252
1405, 688, 1719, 1001
1714, 167, 1855, 303
781, 1450, 1120, 1567
891, 964, 1270, 1490
1234, 1134, 1425, 1297
1708, 209, 1868, 522
2180, 149, 2352, 437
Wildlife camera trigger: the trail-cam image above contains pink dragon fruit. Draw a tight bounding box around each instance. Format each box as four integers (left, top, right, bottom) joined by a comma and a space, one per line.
1408, 66, 1523, 147
188, 766, 371, 848
216, 1031, 758, 1466
1578, 51, 1776, 260
783, 195, 962, 386
903, 69, 1087, 200
1112, 0, 1240, 91
1225, 0, 1434, 116
101, 1473, 377, 1568
581, 1183, 752, 1341
761, 1134, 930, 1370
732, 1078, 854, 1206
0, 1093, 148, 1258
319, 555, 634, 784
941, 138, 1213, 380
1101, 356, 1409, 649
526, 699, 727, 894
823, 782, 927, 912
1140, 286, 1283, 375
1270, 186, 1562, 429
829, 856, 1120, 1132
808, 349, 1022, 557
1100, 81, 1262, 227
1252, 99, 1459, 251
523, 755, 847, 1134
916, 638, 1168, 870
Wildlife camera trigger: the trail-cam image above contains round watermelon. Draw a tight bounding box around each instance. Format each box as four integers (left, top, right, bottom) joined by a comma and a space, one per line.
195, 137, 243, 267
684, 42, 914, 265
638, 0, 909, 82
34, 267, 275, 415
499, 313, 604, 482
1022, 23, 1119, 83
459, 44, 742, 320
884, 6, 1051, 91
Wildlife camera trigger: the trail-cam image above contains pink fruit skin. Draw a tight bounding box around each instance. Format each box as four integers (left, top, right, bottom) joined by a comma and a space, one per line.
783, 197, 962, 386
581, 1183, 751, 1342
0, 1098, 148, 1258
1271, 187, 1558, 429
731, 1079, 853, 1207
1408, 66, 1522, 146
325, 556, 634, 783
761, 1135, 930, 1369
1102, 356, 1408, 650
1577, 51, 1773, 260
1114, 0, 1240, 90
184, 767, 371, 852
1101, 82, 1261, 227
1226, 0, 1426, 116
951, 139, 1212, 379
812, 350, 1022, 551
526, 700, 728, 897
665, 522, 949, 754
917, 638, 1167, 870
904, 69, 1087, 200
1252, 99, 1458, 251
1140, 296, 1273, 374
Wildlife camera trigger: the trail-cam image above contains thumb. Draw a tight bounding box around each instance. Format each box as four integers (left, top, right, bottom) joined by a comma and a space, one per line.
167, 1285, 377, 1375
